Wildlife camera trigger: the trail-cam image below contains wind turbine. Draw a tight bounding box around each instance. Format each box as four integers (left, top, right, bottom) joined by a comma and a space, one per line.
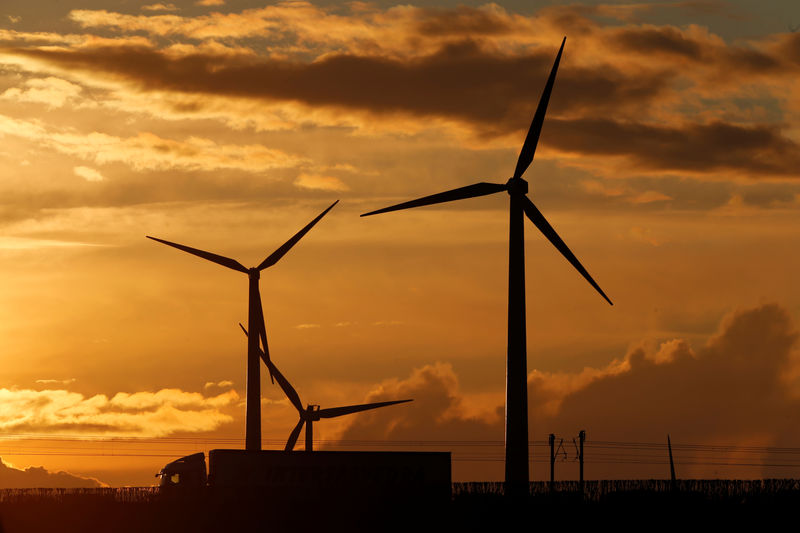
147, 200, 338, 451
361, 38, 612, 491
240, 324, 412, 451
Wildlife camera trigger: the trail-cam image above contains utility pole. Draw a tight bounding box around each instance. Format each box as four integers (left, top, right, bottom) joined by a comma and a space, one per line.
549, 434, 555, 489
578, 430, 585, 493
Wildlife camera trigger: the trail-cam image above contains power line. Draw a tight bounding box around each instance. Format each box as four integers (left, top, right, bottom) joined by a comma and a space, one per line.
3, 435, 800, 470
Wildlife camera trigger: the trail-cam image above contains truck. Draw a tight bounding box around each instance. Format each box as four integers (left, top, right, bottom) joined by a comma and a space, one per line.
157, 449, 452, 505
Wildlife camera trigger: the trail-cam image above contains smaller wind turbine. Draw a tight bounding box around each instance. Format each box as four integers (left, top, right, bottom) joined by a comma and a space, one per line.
148, 200, 338, 451
240, 324, 412, 452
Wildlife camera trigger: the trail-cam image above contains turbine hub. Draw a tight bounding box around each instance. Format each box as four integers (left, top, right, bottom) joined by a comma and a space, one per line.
248, 267, 260, 280
506, 177, 528, 195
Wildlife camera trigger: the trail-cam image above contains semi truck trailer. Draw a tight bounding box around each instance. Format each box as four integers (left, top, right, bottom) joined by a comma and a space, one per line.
157, 449, 452, 503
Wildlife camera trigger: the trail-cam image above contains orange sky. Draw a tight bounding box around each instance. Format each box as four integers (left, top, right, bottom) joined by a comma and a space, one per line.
1, 0, 800, 486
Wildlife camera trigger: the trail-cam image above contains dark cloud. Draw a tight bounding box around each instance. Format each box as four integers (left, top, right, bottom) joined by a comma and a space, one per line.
723, 46, 782, 74
7, 30, 796, 179
776, 32, 800, 64
8, 42, 668, 131
612, 26, 702, 58
335, 363, 503, 481
414, 7, 515, 37
340, 304, 800, 479
535, 304, 800, 481
0, 457, 105, 488
339, 363, 499, 443
611, 26, 780, 75
546, 118, 800, 177
540, 304, 797, 437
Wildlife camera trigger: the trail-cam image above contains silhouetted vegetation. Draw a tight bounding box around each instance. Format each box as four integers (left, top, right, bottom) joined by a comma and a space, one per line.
1, 481, 799, 532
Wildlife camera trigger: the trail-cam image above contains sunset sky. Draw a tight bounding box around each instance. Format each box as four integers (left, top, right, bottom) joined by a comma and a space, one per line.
1, 0, 800, 486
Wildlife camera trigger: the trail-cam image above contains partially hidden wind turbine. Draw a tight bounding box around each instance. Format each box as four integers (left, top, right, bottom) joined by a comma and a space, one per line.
147, 200, 338, 451
240, 324, 412, 452
361, 38, 612, 490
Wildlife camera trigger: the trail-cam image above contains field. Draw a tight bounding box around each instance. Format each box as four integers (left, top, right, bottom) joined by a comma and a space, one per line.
0, 480, 798, 532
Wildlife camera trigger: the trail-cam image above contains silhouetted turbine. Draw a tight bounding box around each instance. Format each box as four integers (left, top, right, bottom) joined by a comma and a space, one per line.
668, 434, 677, 484
240, 324, 412, 451
147, 200, 338, 451
361, 38, 612, 491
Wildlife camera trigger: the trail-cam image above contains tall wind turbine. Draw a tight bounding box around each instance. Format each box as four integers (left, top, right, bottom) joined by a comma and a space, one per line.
361, 38, 612, 491
147, 200, 338, 451
240, 324, 412, 452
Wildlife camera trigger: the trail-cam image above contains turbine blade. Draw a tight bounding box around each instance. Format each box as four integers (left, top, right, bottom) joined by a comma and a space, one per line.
360, 183, 507, 217
239, 323, 302, 410
146, 236, 248, 273
512, 37, 565, 180
253, 285, 274, 384
285, 419, 304, 451
257, 200, 339, 271
521, 196, 613, 305
318, 399, 413, 419
263, 358, 304, 413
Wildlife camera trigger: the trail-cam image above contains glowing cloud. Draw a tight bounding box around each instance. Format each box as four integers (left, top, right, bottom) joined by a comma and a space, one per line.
294, 173, 349, 192
1, 77, 82, 108
73, 166, 105, 182
0, 387, 239, 437
0, 458, 105, 488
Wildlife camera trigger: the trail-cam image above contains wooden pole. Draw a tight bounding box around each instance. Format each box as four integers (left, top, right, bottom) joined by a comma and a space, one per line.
549, 433, 555, 489
578, 430, 585, 493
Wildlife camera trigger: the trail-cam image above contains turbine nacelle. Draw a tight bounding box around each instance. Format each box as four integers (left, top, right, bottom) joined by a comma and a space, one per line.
248, 268, 260, 280
304, 404, 321, 421
505, 177, 528, 196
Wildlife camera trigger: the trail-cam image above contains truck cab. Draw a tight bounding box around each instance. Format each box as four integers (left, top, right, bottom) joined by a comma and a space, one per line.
156, 452, 207, 489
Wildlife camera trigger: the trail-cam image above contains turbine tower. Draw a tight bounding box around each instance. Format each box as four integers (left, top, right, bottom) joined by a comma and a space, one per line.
148, 200, 338, 451
361, 38, 612, 492
240, 324, 412, 451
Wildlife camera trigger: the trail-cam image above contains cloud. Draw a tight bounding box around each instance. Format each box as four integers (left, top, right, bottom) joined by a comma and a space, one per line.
1, 77, 83, 108
628, 226, 667, 246
534, 304, 798, 441
4, 42, 666, 128
0, 458, 105, 488
142, 3, 178, 12
0, 387, 239, 437
0, 237, 98, 250
0, 114, 307, 173
340, 304, 800, 478
6, 21, 799, 179
631, 191, 672, 204
545, 118, 800, 178
196, 0, 225, 5
204, 380, 233, 389
35, 379, 77, 385
338, 362, 500, 444
3, 3, 800, 181
73, 166, 105, 182
294, 173, 348, 192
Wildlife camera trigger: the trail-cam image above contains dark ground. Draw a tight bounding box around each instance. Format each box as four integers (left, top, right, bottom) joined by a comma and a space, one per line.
0, 481, 797, 532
